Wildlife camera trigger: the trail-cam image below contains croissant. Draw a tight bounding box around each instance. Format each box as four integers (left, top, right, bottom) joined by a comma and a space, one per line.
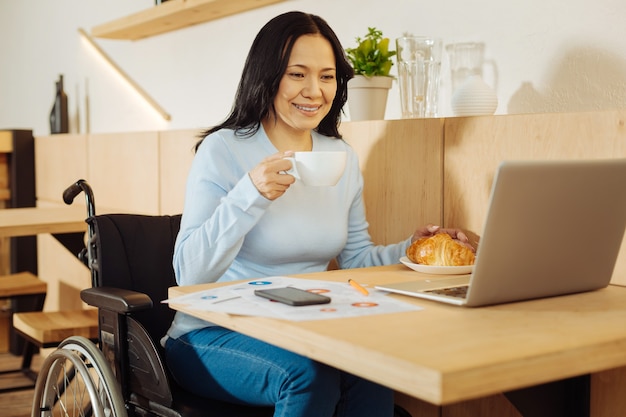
406, 233, 475, 266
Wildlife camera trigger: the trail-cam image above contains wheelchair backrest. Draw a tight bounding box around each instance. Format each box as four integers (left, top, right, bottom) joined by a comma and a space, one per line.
88, 214, 182, 341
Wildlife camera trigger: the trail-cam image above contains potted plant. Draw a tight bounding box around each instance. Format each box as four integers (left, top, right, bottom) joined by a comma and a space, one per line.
345, 27, 396, 121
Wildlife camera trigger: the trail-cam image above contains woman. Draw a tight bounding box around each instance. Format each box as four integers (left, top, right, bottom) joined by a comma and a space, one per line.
163, 11, 471, 417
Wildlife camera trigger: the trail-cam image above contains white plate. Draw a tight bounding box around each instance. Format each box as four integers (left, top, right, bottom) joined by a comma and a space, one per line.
399, 256, 474, 275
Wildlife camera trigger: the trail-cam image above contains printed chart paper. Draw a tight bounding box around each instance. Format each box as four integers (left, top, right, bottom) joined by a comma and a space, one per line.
165, 276, 422, 321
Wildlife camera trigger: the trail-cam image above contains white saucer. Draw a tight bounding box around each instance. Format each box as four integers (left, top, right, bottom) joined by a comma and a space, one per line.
399, 256, 474, 275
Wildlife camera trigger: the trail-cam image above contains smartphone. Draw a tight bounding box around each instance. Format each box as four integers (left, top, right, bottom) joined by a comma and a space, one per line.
254, 287, 331, 306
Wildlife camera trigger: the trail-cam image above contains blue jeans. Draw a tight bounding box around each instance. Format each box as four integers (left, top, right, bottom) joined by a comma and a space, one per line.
165, 326, 394, 417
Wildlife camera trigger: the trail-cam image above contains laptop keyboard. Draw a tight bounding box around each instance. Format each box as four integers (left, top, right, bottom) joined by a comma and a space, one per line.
425, 285, 469, 299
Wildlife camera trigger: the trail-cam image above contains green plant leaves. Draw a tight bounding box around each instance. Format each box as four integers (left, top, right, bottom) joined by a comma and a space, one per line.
345, 27, 397, 77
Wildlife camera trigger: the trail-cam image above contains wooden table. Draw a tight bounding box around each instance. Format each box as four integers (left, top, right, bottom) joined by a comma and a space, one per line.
168, 264, 626, 411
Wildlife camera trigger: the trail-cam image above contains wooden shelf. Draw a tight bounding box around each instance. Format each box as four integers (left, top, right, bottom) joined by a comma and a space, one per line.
92, 0, 287, 40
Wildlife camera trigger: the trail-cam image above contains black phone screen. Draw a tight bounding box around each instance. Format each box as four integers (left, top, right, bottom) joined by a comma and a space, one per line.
254, 287, 331, 306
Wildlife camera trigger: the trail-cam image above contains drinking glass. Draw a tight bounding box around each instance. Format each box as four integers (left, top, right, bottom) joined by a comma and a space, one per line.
396, 37, 442, 118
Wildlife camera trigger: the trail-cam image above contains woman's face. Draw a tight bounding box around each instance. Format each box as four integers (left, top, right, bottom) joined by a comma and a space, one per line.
271, 34, 337, 135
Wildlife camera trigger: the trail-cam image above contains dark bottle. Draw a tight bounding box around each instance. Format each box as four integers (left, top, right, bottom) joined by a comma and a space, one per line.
49, 74, 69, 134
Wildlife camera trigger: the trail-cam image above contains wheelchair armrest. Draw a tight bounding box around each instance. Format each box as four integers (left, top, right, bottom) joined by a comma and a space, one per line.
81, 287, 153, 314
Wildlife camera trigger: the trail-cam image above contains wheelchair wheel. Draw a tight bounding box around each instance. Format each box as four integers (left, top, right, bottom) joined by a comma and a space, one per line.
32, 336, 127, 417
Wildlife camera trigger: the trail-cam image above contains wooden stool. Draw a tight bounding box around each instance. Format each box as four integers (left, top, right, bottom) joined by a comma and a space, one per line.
0, 272, 47, 299
10, 309, 99, 389
13, 308, 99, 348
0, 272, 99, 392
0, 272, 46, 391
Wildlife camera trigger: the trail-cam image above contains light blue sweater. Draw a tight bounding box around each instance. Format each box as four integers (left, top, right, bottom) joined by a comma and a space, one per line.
165, 125, 411, 340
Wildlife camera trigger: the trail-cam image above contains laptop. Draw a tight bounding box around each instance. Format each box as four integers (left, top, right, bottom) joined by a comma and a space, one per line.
376, 159, 626, 307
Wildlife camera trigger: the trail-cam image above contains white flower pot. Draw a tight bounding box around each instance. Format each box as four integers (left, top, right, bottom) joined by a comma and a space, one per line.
347, 75, 393, 121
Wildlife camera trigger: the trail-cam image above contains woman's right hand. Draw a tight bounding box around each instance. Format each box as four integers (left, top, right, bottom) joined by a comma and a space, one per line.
249, 151, 296, 200
411, 224, 476, 252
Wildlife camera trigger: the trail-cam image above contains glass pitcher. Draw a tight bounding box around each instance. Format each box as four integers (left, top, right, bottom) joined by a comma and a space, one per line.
446, 42, 496, 94
396, 36, 443, 118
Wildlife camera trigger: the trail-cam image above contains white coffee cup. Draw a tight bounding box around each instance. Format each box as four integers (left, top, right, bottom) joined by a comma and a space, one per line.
285, 151, 347, 186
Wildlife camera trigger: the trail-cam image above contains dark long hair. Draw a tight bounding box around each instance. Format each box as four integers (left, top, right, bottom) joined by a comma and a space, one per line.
196, 11, 354, 150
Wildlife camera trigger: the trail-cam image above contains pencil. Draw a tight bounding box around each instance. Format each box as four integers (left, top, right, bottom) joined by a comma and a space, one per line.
348, 279, 369, 296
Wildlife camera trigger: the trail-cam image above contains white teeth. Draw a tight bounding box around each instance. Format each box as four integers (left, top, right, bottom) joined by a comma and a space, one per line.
294, 104, 319, 112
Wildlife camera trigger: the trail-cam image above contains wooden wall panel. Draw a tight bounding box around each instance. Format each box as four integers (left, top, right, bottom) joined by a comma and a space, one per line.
591, 366, 626, 417
0, 154, 10, 279
443, 110, 626, 285
0, 310, 8, 352
159, 129, 198, 215
34, 136, 91, 311
341, 119, 444, 245
0, 131, 10, 352
157, 120, 445, 245
88, 132, 160, 214
30, 200, 91, 312
35, 134, 88, 205
395, 391, 522, 417
0, 154, 9, 201
37, 233, 90, 311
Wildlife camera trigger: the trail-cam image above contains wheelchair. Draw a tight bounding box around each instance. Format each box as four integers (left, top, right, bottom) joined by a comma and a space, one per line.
31, 180, 274, 417
31, 180, 412, 417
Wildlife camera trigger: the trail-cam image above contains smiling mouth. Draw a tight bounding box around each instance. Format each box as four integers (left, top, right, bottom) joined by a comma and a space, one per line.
294, 104, 322, 112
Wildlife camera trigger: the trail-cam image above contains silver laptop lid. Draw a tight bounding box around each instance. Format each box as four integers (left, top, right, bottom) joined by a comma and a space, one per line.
465, 158, 626, 306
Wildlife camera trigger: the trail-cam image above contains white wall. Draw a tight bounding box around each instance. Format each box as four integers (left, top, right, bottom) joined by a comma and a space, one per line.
1, 0, 626, 136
